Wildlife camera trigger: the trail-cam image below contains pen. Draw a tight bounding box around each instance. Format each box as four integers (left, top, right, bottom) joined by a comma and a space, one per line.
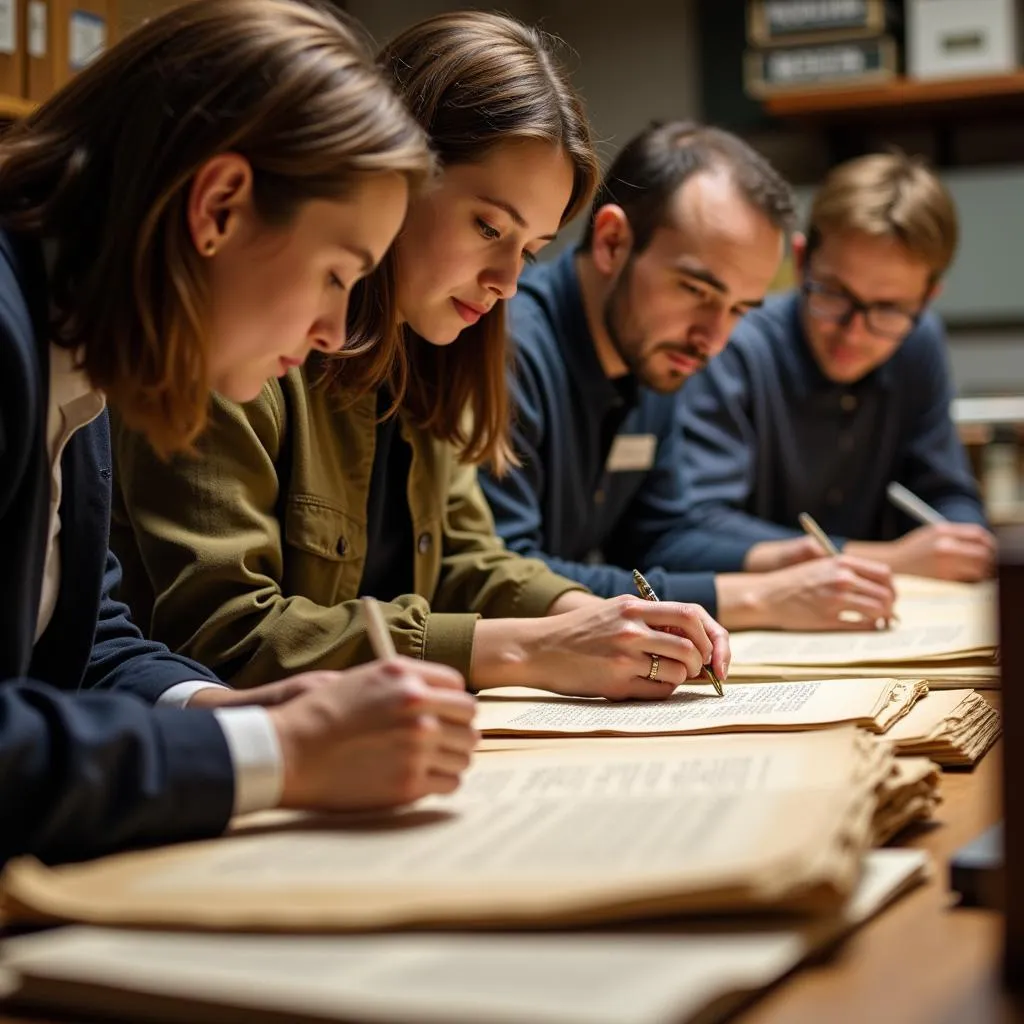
886, 481, 948, 526
632, 568, 724, 696
362, 596, 397, 660
798, 512, 898, 628
798, 511, 840, 557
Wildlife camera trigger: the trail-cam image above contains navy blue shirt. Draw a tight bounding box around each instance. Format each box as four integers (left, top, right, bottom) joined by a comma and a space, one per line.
480, 249, 722, 614
673, 290, 986, 571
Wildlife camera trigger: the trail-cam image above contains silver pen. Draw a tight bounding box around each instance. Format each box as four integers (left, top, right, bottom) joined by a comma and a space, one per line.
886, 481, 948, 526
632, 569, 724, 696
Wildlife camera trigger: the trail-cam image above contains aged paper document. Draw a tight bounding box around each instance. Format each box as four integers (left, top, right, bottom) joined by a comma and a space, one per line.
880, 689, 1001, 765
2, 730, 880, 931
475, 678, 925, 737
728, 576, 998, 688
1, 849, 929, 1024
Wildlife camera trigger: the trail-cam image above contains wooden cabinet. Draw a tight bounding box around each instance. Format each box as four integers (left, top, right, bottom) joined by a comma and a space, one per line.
22, 0, 118, 101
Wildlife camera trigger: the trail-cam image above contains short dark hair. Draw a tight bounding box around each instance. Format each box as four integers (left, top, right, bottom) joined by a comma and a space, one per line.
580, 120, 796, 252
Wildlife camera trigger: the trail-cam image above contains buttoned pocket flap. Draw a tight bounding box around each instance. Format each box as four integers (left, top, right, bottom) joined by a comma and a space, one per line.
284, 495, 361, 562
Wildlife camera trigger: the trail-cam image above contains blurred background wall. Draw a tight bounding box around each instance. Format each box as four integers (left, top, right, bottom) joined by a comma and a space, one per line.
113, 0, 1024, 400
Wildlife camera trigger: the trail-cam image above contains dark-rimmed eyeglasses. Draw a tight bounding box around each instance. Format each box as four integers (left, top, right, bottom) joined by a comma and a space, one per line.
801, 279, 922, 340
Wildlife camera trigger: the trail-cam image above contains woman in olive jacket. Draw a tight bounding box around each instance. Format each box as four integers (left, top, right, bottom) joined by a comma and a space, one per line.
112, 12, 731, 699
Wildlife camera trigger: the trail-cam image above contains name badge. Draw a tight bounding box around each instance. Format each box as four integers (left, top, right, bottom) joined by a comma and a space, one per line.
605, 434, 657, 473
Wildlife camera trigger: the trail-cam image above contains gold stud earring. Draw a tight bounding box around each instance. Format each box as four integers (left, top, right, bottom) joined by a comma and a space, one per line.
203, 239, 216, 256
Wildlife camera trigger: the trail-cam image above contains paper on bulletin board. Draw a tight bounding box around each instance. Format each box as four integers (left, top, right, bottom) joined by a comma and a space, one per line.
69, 9, 106, 70
0, 0, 16, 56
28, 1, 47, 58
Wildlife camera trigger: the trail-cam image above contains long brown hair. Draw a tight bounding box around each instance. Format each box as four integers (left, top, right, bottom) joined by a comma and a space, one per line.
0, 0, 433, 453
334, 10, 598, 473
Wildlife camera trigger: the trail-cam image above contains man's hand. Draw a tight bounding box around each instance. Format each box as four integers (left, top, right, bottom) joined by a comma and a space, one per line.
887, 524, 995, 581
718, 556, 895, 631
743, 535, 825, 574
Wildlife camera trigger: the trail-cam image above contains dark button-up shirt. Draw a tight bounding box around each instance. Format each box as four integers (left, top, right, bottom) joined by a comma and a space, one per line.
673, 290, 986, 570
480, 249, 722, 613
358, 389, 414, 601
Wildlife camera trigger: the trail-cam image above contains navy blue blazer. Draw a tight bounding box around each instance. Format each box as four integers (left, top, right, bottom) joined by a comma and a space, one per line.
0, 230, 234, 866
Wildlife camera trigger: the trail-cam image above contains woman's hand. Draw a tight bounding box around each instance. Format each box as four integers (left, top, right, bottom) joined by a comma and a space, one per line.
473, 595, 730, 700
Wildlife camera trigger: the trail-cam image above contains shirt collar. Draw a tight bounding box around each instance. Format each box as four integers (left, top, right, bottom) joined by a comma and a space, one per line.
48, 342, 105, 427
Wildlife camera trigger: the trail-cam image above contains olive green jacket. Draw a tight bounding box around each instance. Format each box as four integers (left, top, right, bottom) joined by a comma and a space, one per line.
109, 366, 585, 686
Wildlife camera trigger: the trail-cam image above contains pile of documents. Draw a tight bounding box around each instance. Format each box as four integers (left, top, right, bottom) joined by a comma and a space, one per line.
0, 576, 998, 1024
873, 757, 942, 845
727, 577, 999, 689
879, 689, 1001, 767
3, 728, 895, 931
0, 849, 929, 1024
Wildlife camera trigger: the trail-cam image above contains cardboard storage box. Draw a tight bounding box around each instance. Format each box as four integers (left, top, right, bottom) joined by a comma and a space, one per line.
745, 34, 898, 96
747, 0, 900, 47
907, 0, 1022, 79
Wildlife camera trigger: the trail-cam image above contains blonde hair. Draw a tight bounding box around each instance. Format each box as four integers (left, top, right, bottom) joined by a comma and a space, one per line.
330, 10, 599, 474
807, 152, 958, 278
0, 0, 433, 454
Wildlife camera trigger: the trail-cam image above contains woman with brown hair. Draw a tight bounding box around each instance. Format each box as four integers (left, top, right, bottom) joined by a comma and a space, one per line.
1, 0, 478, 870
113, 11, 730, 697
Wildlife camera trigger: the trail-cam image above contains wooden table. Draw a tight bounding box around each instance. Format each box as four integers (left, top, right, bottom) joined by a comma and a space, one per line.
0, 735, 1015, 1024
741, 737, 1014, 1024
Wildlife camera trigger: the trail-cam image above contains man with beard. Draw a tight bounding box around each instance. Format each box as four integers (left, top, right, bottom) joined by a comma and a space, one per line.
675, 152, 992, 583
480, 122, 897, 631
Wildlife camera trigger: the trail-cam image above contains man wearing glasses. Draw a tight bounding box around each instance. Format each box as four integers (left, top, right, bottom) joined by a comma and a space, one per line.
479, 123, 898, 633
675, 152, 992, 582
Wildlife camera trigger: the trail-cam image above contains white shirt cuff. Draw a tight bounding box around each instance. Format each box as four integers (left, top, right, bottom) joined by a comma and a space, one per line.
213, 707, 284, 816
157, 680, 228, 708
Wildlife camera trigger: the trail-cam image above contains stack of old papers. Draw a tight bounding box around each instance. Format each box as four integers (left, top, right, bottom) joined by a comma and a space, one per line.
2, 728, 888, 931
873, 757, 942, 844
476, 729, 938, 846
727, 577, 998, 689
837, 731, 940, 845
0, 849, 930, 1024
473, 677, 927, 738
878, 689, 1001, 766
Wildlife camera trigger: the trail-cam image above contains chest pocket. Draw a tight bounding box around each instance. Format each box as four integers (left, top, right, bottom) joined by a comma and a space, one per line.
282, 495, 364, 606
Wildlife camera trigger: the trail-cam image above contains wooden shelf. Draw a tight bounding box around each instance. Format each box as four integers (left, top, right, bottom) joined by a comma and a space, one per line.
763, 71, 1024, 118
0, 94, 36, 119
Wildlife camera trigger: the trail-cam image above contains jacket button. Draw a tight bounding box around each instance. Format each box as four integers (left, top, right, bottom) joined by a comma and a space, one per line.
417, 532, 432, 555
336, 536, 348, 556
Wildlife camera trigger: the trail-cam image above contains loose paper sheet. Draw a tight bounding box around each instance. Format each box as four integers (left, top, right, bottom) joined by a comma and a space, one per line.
475, 678, 922, 737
